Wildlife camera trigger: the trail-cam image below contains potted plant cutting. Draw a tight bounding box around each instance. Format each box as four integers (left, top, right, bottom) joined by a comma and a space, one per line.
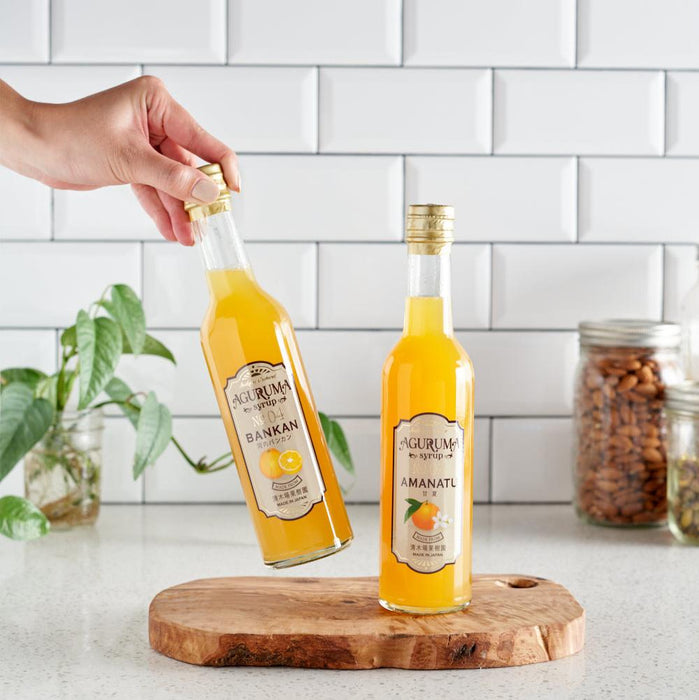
0, 284, 354, 540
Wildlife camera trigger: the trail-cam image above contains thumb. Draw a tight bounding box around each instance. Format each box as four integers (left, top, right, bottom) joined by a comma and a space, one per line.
133, 148, 219, 204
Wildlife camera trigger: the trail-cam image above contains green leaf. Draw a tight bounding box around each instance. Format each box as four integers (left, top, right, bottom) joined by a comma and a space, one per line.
319, 411, 331, 438
97, 299, 116, 316
0, 368, 46, 391
133, 392, 172, 479
60, 325, 76, 348
76, 311, 123, 410
0, 495, 50, 540
0, 384, 54, 481
121, 333, 176, 365
404, 498, 425, 523
319, 412, 354, 475
104, 377, 141, 428
107, 285, 146, 355
329, 420, 354, 474
35, 374, 58, 408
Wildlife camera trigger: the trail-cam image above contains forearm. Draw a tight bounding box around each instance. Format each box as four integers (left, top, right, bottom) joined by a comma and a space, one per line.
0, 75, 239, 244
0, 80, 47, 181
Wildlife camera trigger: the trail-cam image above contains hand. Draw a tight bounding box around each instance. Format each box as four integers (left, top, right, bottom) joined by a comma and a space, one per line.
0, 76, 240, 245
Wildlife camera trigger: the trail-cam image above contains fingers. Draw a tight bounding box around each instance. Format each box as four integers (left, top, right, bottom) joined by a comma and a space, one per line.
131, 183, 176, 242
157, 94, 241, 192
157, 138, 197, 246
158, 189, 195, 246
133, 147, 220, 205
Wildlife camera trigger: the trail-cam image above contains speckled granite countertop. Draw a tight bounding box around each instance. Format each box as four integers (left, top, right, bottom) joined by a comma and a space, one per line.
1, 503, 697, 699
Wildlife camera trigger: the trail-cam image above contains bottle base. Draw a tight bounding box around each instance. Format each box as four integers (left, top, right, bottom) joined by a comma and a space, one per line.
267, 535, 353, 569
378, 598, 471, 615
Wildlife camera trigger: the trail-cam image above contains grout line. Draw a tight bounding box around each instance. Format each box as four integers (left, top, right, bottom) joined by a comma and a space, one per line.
488, 243, 494, 329
6, 59, 699, 73
49, 188, 55, 240
196, 151, 699, 159
490, 69, 495, 154
2, 237, 696, 246
399, 0, 405, 66
224, 0, 229, 64
575, 156, 580, 242
663, 70, 668, 155
8, 61, 697, 72
315, 66, 320, 153
573, 0, 579, 68
401, 154, 406, 225
315, 242, 320, 328
661, 244, 667, 320
488, 417, 494, 503
139, 241, 145, 303
0, 324, 630, 333
47, 0, 52, 63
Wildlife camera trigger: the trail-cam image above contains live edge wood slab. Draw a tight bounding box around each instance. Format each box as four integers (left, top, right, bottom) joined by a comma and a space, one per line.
149, 575, 585, 670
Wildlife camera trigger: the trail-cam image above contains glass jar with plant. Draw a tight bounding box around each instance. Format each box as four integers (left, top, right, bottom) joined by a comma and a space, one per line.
0, 284, 354, 541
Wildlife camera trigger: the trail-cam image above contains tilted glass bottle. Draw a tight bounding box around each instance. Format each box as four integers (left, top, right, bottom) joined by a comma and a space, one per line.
379, 205, 474, 614
185, 163, 352, 568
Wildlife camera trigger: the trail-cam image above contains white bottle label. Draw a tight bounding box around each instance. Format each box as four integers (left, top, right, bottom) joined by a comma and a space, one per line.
224, 361, 325, 520
391, 413, 465, 573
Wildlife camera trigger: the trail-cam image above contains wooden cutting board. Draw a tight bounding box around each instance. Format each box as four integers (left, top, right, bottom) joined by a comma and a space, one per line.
149, 575, 584, 670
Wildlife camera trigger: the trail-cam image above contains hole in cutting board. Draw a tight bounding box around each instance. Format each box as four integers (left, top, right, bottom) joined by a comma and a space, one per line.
495, 577, 539, 589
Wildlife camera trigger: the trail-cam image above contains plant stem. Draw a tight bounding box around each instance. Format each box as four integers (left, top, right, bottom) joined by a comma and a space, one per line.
170, 436, 235, 474
170, 436, 199, 469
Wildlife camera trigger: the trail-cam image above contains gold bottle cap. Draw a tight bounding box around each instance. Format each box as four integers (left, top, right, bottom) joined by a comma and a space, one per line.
405, 204, 454, 254
184, 163, 231, 222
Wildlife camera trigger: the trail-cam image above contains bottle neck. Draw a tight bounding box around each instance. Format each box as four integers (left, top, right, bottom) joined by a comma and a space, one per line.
404, 248, 453, 335
192, 208, 250, 272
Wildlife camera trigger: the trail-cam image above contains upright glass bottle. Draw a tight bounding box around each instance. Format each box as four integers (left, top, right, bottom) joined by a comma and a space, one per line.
185, 163, 352, 568
379, 205, 474, 614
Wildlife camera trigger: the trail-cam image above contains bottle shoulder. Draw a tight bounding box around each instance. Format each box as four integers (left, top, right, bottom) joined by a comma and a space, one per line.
383, 332, 473, 373
202, 283, 293, 340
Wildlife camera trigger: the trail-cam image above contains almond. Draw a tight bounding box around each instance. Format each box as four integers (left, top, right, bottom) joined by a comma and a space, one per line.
618, 374, 639, 392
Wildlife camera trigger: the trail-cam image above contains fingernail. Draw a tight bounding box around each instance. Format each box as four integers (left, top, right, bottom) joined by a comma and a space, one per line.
236, 174, 242, 192
191, 178, 219, 203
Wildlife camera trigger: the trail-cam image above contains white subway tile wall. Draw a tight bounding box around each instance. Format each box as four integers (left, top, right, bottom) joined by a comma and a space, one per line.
0, 0, 49, 63
229, 0, 401, 66
666, 73, 699, 155
404, 0, 576, 68
51, 0, 226, 64
665, 246, 697, 323
405, 156, 577, 242
0, 1, 697, 506
492, 244, 663, 328
579, 159, 699, 243
494, 70, 664, 155
577, 0, 699, 69
319, 68, 492, 153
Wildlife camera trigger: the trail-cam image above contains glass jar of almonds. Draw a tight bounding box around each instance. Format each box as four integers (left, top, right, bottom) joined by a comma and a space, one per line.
574, 321, 682, 527
665, 382, 699, 545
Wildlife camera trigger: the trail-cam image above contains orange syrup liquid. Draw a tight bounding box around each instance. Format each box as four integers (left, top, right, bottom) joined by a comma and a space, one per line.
379, 296, 474, 613
200, 268, 352, 567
